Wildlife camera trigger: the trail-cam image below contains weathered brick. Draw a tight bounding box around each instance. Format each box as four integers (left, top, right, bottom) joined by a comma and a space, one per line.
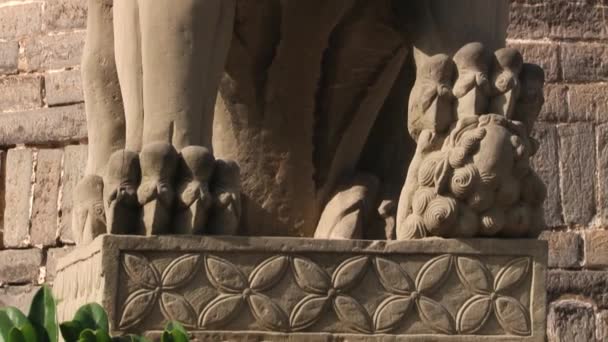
584, 230, 608, 268
562, 43, 608, 83
0, 285, 40, 313
0, 104, 86, 147
558, 123, 596, 226
44, 0, 87, 32
30, 149, 63, 247
23, 31, 85, 71
531, 124, 564, 227
568, 84, 608, 124
547, 300, 597, 342
3, 149, 33, 248
0, 75, 42, 112
46, 70, 83, 106
0, 249, 42, 284
507, 41, 560, 83
509, 1, 608, 40
0, 2, 43, 39
538, 84, 568, 123
547, 270, 608, 308
45, 246, 74, 282
598, 311, 608, 342
540, 231, 580, 268
0, 41, 19, 74
598, 124, 608, 224
59, 145, 87, 243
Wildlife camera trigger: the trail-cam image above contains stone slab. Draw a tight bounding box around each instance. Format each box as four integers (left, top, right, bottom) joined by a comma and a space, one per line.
55, 236, 547, 341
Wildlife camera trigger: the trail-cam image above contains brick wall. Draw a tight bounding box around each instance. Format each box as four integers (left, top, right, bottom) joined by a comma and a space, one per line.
0, 0, 606, 339
0, 0, 86, 308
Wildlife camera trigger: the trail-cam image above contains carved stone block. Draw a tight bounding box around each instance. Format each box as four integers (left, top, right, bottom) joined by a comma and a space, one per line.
54, 235, 547, 341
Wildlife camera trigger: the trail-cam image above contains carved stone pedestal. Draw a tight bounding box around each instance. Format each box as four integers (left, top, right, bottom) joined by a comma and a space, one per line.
54, 235, 546, 341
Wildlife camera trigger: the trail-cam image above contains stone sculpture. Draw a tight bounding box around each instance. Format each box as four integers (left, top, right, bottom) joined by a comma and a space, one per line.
58, 0, 550, 340
74, 0, 538, 243
72, 0, 240, 243
397, 42, 546, 240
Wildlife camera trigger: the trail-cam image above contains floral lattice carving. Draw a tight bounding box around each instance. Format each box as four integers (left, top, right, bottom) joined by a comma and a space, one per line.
120, 253, 201, 329
290, 256, 371, 333
202, 255, 289, 331
455, 256, 531, 335
373, 255, 456, 334
118, 251, 534, 336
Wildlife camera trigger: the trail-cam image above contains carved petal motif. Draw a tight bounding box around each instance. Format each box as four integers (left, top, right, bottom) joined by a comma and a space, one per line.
248, 293, 289, 332
199, 294, 244, 329
160, 292, 197, 328
291, 257, 331, 294
374, 258, 413, 295
290, 295, 330, 331
119, 289, 158, 329
494, 296, 531, 336
456, 295, 493, 334
456, 257, 492, 294
373, 295, 413, 333
205, 255, 248, 293
332, 256, 369, 291
494, 258, 531, 293
333, 295, 372, 334
161, 254, 201, 290
416, 255, 453, 294
249, 255, 289, 291
417, 296, 456, 335
122, 254, 160, 289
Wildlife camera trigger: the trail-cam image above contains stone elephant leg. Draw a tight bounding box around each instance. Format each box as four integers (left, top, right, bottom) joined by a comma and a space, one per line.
134, 0, 235, 235
73, 0, 126, 244
138, 0, 235, 150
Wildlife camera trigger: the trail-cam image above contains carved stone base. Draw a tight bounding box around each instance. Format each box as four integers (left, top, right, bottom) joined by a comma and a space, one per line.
54, 235, 547, 341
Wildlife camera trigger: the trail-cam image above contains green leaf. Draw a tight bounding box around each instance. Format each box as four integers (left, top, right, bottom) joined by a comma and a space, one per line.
160, 331, 171, 342
73, 304, 109, 333
0, 309, 36, 342
112, 335, 150, 342
77, 329, 96, 342
77, 329, 111, 342
0, 311, 14, 342
7, 328, 25, 342
28, 286, 58, 342
60, 321, 84, 342
163, 322, 188, 342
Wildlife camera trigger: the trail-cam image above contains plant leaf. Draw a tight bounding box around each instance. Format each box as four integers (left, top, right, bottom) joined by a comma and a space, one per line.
416, 255, 453, 294
28, 286, 58, 342
289, 295, 329, 331
456, 257, 493, 294
73, 303, 109, 333
331, 256, 369, 291
199, 295, 243, 329
7, 328, 25, 342
249, 256, 289, 292
122, 254, 160, 289
373, 295, 413, 333
333, 295, 372, 334
205, 256, 248, 293
247, 294, 289, 332
291, 257, 331, 295
373, 258, 414, 295
494, 296, 531, 336
161, 255, 201, 290
456, 295, 493, 334
159, 293, 197, 328
164, 321, 188, 342
0, 311, 15, 342
59, 321, 84, 342
416, 296, 455, 335
494, 258, 531, 293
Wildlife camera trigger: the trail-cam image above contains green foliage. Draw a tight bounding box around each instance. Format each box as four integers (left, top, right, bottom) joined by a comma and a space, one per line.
0, 287, 188, 342
28, 286, 58, 342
